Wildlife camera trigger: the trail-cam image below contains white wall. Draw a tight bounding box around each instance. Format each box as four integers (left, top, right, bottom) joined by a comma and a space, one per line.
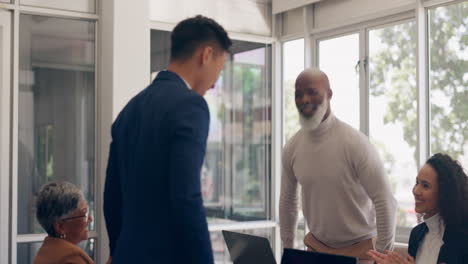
150, 0, 272, 36
98, 1, 150, 263
100, 0, 151, 118
282, 7, 304, 36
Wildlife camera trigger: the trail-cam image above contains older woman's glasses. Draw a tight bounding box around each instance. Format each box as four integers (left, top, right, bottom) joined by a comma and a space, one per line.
61, 210, 90, 222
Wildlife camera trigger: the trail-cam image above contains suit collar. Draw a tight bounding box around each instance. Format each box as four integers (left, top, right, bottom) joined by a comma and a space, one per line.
153, 70, 191, 90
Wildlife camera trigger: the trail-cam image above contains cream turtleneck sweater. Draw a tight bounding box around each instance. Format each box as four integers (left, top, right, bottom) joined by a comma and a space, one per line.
280, 113, 397, 252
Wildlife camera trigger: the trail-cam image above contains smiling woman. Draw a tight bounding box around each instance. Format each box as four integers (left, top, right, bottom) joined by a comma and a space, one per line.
368, 153, 468, 264
33, 181, 94, 264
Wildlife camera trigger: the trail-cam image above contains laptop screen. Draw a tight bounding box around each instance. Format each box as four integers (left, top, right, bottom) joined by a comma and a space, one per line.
281, 248, 358, 264
222, 230, 276, 264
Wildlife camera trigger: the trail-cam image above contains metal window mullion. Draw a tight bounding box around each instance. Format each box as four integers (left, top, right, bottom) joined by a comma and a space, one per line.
271, 11, 283, 261
423, 0, 466, 8
228, 58, 235, 219
303, 6, 313, 68
360, 28, 369, 136
271, 38, 283, 262
416, 0, 430, 168
10, 6, 19, 264
18, 5, 98, 20
265, 44, 272, 222
0, 3, 15, 10
311, 35, 319, 68
93, 18, 105, 264
0, 8, 11, 264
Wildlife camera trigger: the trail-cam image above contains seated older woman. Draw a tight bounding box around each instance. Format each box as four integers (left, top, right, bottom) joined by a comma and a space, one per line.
368, 153, 468, 264
34, 181, 94, 264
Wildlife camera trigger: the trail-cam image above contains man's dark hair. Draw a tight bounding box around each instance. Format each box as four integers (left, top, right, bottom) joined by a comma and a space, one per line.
426, 153, 468, 233
170, 15, 232, 61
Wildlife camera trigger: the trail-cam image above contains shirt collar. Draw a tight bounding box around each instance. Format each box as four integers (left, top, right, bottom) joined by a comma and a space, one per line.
424, 213, 445, 236
180, 76, 192, 90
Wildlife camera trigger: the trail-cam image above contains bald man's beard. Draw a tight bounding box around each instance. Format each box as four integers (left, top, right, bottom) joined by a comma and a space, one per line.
299, 99, 328, 131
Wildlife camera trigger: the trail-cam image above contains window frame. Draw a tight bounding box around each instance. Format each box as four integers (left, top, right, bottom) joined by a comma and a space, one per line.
293, 0, 466, 245
19, 0, 96, 14
312, 15, 420, 244
0, 3, 99, 263
0, 9, 12, 264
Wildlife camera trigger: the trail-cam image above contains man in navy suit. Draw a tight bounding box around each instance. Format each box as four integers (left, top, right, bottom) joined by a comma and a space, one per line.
104, 15, 232, 264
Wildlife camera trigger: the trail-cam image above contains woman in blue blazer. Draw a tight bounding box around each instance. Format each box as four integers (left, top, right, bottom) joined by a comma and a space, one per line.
368, 153, 468, 264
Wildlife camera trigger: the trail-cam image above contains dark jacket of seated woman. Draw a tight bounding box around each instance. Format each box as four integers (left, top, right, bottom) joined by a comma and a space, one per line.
408, 222, 468, 263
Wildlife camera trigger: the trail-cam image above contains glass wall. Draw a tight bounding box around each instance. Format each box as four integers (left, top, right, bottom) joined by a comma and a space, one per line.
369, 21, 418, 240
429, 2, 468, 169
204, 42, 271, 223
17, 14, 95, 263
318, 33, 360, 129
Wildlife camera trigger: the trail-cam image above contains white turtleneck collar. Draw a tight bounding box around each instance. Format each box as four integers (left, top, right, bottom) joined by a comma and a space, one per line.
424, 213, 445, 237
308, 112, 336, 137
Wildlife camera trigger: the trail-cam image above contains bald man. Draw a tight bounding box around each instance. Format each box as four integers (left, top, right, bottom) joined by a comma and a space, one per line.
279, 69, 396, 262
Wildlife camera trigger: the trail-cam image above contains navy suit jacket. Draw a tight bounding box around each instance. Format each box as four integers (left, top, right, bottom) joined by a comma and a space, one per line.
104, 71, 213, 264
408, 222, 468, 264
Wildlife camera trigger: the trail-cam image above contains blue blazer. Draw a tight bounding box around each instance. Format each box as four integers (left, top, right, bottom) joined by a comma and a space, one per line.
408, 222, 468, 264
104, 71, 213, 264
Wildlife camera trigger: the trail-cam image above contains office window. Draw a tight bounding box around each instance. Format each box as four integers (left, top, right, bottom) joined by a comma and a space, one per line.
429, 2, 468, 169
18, 15, 95, 237
150, 31, 272, 223
369, 21, 418, 240
319, 33, 360, 129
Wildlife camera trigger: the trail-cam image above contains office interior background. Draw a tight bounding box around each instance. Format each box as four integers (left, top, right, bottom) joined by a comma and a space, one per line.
0, 0, 466, 263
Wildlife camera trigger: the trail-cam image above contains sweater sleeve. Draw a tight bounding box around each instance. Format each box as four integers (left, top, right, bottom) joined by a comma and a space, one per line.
352, 135, 397, 253
279, 139, 300, 249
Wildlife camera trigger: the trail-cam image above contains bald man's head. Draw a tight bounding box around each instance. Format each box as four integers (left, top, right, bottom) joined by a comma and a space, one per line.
294, 68, 332, 121
295, 68, 332, 95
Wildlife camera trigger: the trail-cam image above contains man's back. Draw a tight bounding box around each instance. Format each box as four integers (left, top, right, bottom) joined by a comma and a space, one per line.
104, 71, 213, 263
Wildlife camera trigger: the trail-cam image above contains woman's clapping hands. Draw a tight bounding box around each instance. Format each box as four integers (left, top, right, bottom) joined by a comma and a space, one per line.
367, 250, 415, 264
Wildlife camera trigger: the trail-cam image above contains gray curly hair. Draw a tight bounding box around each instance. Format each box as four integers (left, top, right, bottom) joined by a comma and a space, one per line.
35, 181, 84, 237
